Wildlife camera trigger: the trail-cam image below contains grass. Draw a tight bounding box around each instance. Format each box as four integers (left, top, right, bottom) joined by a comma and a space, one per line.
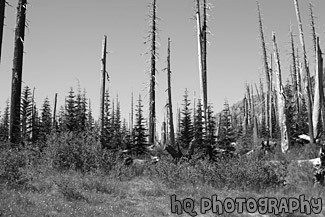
0, 133, 325, 217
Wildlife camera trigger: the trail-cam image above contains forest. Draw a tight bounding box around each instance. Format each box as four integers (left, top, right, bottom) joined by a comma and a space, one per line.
0, 0, 325, 216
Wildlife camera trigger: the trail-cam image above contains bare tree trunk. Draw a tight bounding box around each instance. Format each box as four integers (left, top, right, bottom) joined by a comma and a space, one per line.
29, 87, 35, 141
130, 91, 133, 134
251, 84, 259, 146
272, 32, 289, 153
53, 93, 57, 129
294, 0, 314, 144
309, 2, 316, 54
149, 0, 157, 145
246, 84, 252, 128
257, 2, 271, 138
269, 53, 274, 138
0, 0, 6, 63
202, 0, 208, 135
9, 0, 27, 145
314, 37, 324, 138
243, 96, 248, 134
100, 35, 107, 143
196, 0, 204, 125
290, 27, 300, 115
167, 38, 176, 149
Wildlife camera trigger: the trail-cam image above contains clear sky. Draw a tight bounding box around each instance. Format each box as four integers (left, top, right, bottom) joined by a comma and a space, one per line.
0, 0, 324, 131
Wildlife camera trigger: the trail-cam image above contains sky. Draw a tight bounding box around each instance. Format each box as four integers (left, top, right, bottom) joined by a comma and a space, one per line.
0, 0, 325, 133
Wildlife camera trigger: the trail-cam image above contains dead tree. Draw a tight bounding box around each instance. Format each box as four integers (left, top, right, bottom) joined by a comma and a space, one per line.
196, 0, 208, 135
9, 0, 27, 145
0, 0, 6, 63
148, 0, 157, 145
202, 0, 208, 134
53, 93, 57, 128
309, 2, 316, 54
272, 32, 289, 153
167, 38, 176, 148
313, 37, 324, 138
290, 25, 300, 114
130, 91, 134, 134
100, 35, 107, 143
294, 0, 314, 144
257, 2, 271, 138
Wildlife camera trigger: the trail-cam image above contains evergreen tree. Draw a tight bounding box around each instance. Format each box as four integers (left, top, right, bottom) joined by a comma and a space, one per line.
40, 97, 52, 139
31, 103, 41, 142
206, 104, 217, 146
65, 88, 76, 131
57, 105, 65, 132
133, 95, 148, 155
194, 99, 204, 147
102, 90, 112, 149
0, 100, 9, 141
87, 99, 94, 131
284, 81, 297, 140
112, 98, 122, 148
75, 88, 87, 132
20, 85, 33, 142
121, 118, 132, 150
218, 100, 236, 148
179, 89, 194, 149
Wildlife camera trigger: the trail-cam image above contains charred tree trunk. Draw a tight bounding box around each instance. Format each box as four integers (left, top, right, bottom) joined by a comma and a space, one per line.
0, 0, 6, 63
202, 0, 208, 135
314, 37, 324, 138
294, 0, 314, 144
100, 35, 107, 144
130, 91, 134, 134
9, 0, 27, 145
149, 0, 157, 145
272, 32, 289, 153
53, 93, 57, 129
257, 2, 271, 138
167, 38, 176, 149
309, 2, 316, 54
290, 27, 300, 114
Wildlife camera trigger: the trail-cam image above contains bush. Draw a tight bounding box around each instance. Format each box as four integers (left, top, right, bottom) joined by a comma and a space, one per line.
0, 148, 30, 187
44, 132, 102, 172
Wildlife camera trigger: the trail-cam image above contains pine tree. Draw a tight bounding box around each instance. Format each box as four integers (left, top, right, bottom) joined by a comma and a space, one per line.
57, 105, 65, 132
65, 88, 76, 132
86, 99, 94, 131
194, 99, 204, 148
133, 95, 148, 155
31, 103, 40, 141
206, 104, 217, 146
179, 89, 194, 149
40, 97, 52, 139
112, 97, 122, 149
284, 81, 298, 140
0, 100, 9, 141
102, 90, 112, 148
218, 100, 236, 149
20, 85, 33, 142
121, 118, 131, 150
75, 89, 87, 132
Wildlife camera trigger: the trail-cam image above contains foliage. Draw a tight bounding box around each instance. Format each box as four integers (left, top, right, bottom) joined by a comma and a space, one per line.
20, 86, 33, 142
0, 99, 9, 141
40, 97, 52, 140
45, 132, 102, 172
178, 89, 193, 149
132, 95, 148, 155
217, 100, 236, 150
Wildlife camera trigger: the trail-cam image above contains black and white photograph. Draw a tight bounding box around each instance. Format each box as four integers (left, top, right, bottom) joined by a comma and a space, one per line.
0, 0, 325, 216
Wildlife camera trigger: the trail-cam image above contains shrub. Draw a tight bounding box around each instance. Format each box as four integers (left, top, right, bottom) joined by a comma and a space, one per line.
44, 132, 102, 172
0, 148, 30, 187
